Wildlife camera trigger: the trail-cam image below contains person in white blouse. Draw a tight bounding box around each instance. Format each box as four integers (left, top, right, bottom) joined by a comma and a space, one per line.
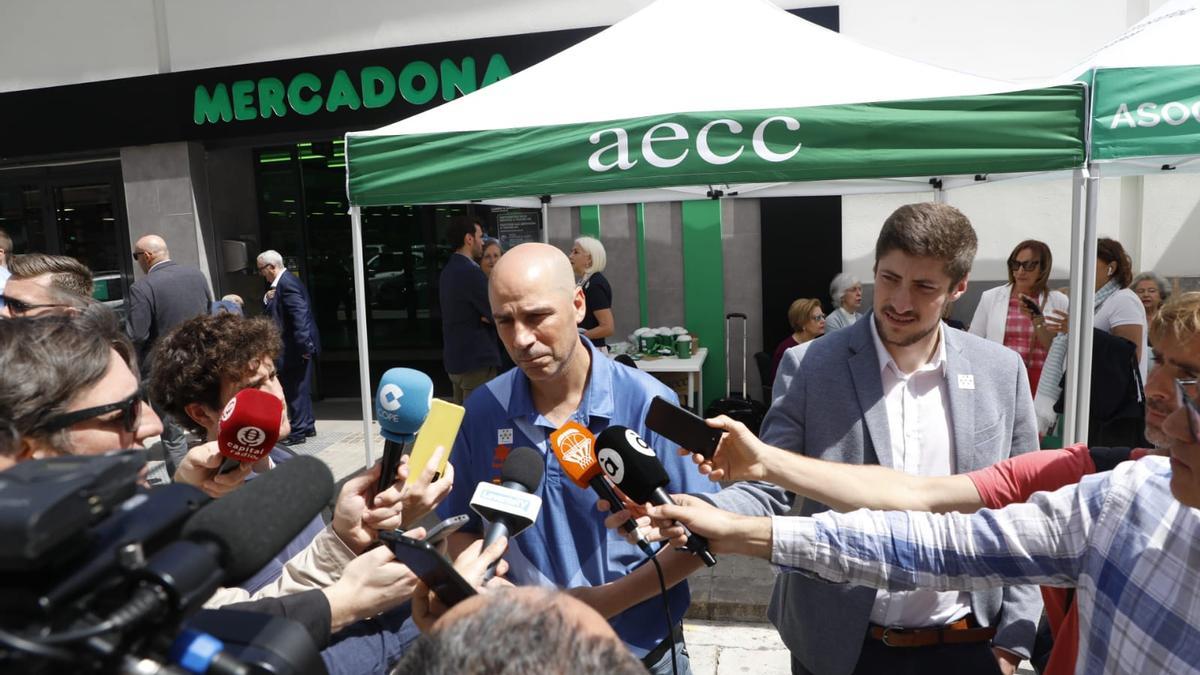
823, 272, 862, 333
969, 240, 1068, 393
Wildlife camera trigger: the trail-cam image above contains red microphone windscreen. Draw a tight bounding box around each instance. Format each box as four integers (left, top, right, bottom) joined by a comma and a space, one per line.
217, 388, 283, 464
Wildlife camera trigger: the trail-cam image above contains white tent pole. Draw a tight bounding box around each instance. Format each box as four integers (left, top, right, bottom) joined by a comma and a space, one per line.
1074, 169, 1100, 445
541, 200, 551, 244
349, 206, 375, 467
1063, 169, 1086, 445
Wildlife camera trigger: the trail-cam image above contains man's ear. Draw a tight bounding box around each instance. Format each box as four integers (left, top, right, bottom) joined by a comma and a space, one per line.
948, 275, 969, 303
18, 433, 56, 461
184, 402, 217, 432
573, 287, 587, 323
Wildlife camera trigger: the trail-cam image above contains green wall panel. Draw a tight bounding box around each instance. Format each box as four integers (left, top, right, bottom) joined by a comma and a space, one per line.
579, 205, 600, 238
681, 200, 725, 410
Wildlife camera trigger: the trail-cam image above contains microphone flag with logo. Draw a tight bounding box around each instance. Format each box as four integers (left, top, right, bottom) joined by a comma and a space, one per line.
471, 446, 544, 579
374, 367, 434, 494
595, 425, 717, 566
216, 388, 283, 474
550, 421, 655, 556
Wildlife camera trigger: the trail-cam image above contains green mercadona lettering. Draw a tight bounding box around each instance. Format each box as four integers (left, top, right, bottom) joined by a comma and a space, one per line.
193, 54, 512, 125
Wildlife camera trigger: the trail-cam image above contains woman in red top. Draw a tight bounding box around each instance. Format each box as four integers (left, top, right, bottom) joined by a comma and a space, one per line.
769, 298, 825, 386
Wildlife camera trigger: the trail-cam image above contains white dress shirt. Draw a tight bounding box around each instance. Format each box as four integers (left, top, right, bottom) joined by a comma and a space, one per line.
867, 318, 972, 628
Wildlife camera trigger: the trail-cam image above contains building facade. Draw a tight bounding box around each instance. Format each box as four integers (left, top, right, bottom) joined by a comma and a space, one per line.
2, 0, 1194, 401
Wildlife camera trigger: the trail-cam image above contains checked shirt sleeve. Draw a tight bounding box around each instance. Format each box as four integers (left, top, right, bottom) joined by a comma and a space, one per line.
770, 472, 1111, 593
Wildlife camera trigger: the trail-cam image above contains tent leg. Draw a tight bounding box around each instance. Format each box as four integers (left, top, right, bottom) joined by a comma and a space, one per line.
1074, 170, 1100, 445
350, 206, 375, 467
1063, 170, 1085, 445
541, 202, 551, 244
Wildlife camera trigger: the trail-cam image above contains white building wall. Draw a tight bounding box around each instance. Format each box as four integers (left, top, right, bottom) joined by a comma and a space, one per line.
1, 0, 1192, 280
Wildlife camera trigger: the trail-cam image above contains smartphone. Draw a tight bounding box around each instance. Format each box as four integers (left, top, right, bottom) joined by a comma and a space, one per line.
1019, 294, 1043, 318
405, 399, 466, 487
378, 531, 478, 608
645, 395, 722, 459
423, 514, 469, 547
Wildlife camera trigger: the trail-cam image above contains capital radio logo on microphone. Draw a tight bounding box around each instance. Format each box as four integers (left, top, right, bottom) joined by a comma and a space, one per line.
220, 397, 237, 423
237, 426, 267, 447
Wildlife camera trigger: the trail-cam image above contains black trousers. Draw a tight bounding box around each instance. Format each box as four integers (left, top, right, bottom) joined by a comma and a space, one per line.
792, 636, 1003, 675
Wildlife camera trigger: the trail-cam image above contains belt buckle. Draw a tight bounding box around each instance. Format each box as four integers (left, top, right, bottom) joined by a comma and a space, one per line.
880, 626, 905, 647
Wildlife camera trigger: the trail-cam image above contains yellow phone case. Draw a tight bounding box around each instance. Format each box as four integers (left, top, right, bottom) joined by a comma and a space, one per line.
404, 399, 465, 487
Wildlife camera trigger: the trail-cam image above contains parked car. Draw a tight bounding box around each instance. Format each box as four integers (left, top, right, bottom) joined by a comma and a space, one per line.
91, 270, 127, 322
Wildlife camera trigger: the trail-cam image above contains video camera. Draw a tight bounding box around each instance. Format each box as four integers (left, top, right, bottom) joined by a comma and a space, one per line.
0, 451, 329, 675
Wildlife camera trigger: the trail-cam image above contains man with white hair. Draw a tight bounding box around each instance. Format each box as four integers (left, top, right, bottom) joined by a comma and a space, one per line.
824, 272, 863, 333
258, 250, 320, 445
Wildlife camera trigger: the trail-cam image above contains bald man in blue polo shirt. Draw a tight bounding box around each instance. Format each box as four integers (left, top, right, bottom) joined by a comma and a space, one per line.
440, 243, 717, 674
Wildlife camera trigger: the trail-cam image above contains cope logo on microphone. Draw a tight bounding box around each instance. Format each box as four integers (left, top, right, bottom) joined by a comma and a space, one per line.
220, 397, 237, 423
626, 429, 656, 457
379, 384, 404, 412
236, 426, 267, 447
552, 423, 594, 470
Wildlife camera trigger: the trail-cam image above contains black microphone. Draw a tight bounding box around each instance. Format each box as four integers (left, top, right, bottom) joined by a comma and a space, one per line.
95, 457, 336, 634
470, 447, 544, 579
595, 426, 717, 567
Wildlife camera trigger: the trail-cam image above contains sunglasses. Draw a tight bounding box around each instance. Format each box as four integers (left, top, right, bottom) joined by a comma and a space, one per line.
0, 294, 72, 316
41, 388, 144, 434
1178, 379, 1200, 445
1008, 260, 1041, 272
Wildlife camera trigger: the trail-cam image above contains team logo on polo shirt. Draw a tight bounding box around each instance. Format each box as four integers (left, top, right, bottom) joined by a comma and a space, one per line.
498, 428, 514, 445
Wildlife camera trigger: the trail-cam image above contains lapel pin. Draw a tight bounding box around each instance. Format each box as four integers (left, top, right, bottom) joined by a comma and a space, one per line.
957, 374, 975, 390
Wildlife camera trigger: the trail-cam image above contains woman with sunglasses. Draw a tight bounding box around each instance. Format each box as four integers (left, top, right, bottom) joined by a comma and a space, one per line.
969, 239, 1068, 392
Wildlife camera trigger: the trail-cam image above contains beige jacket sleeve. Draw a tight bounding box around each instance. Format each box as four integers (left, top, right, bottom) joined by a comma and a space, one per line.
202, 524, 356, 608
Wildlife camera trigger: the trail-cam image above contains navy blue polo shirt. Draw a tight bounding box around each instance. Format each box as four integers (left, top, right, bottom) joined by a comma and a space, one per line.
438, 252, 500, 374
439, 337, 719, 657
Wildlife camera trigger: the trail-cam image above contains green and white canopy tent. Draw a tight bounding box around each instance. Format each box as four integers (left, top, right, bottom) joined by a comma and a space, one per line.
343, 0, 1086, 461
1048, 0, 1200, 444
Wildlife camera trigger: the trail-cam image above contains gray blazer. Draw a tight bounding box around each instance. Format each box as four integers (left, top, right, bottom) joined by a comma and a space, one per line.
126, 260, 213, 378
707, 315, 1041, 675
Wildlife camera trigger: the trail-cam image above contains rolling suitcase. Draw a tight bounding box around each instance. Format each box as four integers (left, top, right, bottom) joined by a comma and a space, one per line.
704, 313, 769, 436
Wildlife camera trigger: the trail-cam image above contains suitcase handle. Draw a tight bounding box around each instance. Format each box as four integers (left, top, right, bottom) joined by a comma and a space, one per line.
726, 312, 747, 320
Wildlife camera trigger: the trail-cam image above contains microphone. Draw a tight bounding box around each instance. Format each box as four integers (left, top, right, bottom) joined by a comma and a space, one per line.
216, 388, 283, 474
106, 456, 335, 628
549, 421, 655, 556
595, 426, 717, 567
374, 368, 434, 495
470, 447, 544, 579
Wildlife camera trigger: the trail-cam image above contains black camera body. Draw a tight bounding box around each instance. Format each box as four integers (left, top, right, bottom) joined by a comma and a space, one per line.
0, 453, 325, 675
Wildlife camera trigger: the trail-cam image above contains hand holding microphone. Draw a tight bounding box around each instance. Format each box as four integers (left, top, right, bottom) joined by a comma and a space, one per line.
374, 368, 434, 495
550, 421, 656, 556
595, 426, 717, 566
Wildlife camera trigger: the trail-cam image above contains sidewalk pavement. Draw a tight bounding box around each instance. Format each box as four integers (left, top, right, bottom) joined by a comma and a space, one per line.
151, 398, 1031, 674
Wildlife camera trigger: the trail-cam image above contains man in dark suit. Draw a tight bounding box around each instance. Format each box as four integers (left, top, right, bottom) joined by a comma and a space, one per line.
257, 249, 320, 445
127, 234, 213, 471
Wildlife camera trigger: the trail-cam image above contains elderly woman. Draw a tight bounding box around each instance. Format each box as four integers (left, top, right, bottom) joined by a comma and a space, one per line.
769, 298, 825, 385
823, 273, 862, 333
969, 240, 1068, 391
1132, 271, 1171, 326
568, 236, 614, 350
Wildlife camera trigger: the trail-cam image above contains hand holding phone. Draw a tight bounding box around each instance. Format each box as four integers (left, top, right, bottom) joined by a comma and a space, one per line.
379, 531, 478, 608
405, 399, 465, 487
645, 396, 723, 459
1018, 293, 1043, 318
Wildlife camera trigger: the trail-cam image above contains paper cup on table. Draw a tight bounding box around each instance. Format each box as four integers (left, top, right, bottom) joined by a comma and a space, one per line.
675, 334, 693, 359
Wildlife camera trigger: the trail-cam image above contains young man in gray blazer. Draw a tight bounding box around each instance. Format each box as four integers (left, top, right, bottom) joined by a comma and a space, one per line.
665, 204, 1041, 675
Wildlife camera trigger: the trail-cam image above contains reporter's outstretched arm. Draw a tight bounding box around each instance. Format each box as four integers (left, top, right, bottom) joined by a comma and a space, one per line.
370, 446, 455, 530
